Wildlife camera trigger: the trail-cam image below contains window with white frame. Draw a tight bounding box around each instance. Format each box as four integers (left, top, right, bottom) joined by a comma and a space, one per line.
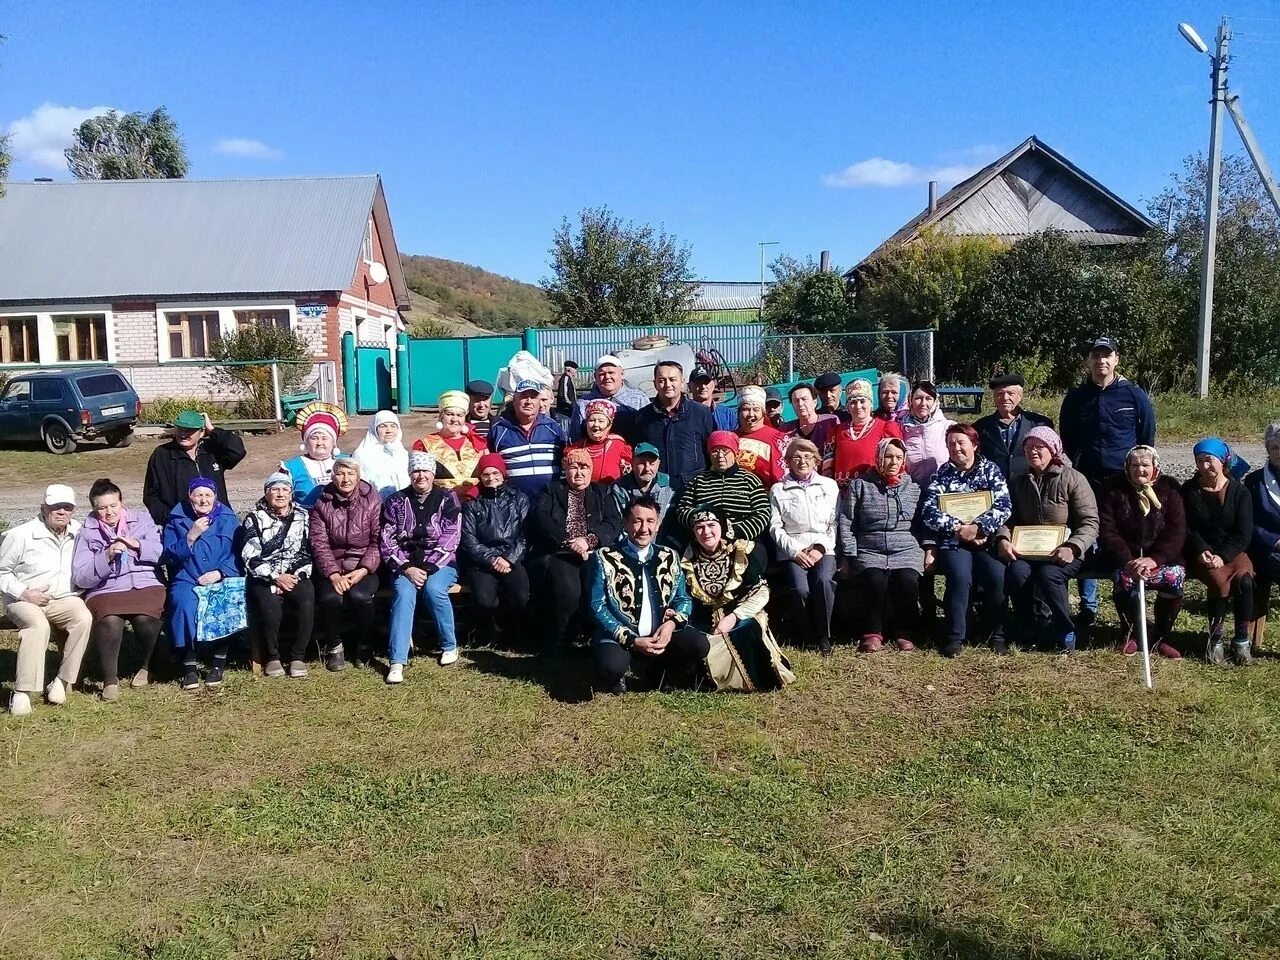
0, 316, 38, 363
362, 218, 375, 262
53, 313, 108, 362
234, 308, 291, 332
166, 311, 221, 359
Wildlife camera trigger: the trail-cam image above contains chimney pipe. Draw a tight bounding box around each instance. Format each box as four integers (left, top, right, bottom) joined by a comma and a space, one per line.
927, 180, 938, 213
819, 250, 831, 272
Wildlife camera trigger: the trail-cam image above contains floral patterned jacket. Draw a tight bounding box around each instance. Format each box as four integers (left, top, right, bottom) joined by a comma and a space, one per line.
379, 487, 462, 573
920, 457, 1012, 547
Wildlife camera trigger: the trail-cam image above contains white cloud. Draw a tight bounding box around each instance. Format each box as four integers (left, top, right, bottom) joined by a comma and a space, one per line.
5, 102, 116, 170
823, 156, 984, 189
214, 137, 283, 160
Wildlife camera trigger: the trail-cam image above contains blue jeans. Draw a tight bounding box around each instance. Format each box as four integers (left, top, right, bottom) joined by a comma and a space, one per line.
936, 547, 1006, 645
1080, 575, 1099, 613
389, 566, 458, 663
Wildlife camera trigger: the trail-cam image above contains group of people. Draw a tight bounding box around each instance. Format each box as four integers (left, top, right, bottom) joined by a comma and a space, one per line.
3, 337, 1273, 715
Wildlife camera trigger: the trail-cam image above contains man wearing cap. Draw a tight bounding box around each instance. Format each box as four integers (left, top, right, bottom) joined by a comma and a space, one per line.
813, 372, 852, 424
782, 384, 838, 474
568, 355, 650, 441
240, 472, 314, 679
675, 432, 772, 548
465, 380, 497, 442
765, 387, 786, 429
143, 410, 247, 525
687, 367, 738, 432
1060, 336, 1156, 628
736, 385, 788, 488
488, 379, 568, 499
974, 373, 1054, 482
633, 361, 715, 489
612, 442, 676, 534
554, 361, 579, 422
1, 485, 92, 715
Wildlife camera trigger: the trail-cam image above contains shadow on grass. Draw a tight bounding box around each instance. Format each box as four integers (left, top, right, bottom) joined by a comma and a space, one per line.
464, 646, 595, 704
883, 910, 1085, 960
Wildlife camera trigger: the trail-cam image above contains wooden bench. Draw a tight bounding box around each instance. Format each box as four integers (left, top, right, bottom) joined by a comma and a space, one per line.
280, 391, 319, 426
938, 386, 984, 416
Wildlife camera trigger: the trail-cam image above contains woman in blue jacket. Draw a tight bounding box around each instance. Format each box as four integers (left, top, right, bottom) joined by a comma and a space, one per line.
162, 477, 242, 691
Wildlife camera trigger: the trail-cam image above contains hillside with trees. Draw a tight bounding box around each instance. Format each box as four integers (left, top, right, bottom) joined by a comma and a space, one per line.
400, 255, 552, 334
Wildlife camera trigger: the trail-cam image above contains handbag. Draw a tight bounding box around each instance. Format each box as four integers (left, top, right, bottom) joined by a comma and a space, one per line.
194, 576, 248, 642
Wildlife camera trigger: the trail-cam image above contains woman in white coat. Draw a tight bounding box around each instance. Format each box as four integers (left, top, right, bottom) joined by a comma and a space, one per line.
769, 438, 840, 654
352, 410, 410, 499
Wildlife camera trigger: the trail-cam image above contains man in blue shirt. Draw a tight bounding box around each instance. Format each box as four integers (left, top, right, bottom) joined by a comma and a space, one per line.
568, 355, 651, 441
488, 380, 567, 499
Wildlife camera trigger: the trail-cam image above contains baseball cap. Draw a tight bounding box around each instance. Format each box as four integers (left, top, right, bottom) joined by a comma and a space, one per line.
765, 387, 783, 405
514, 379, 543, 394
633, 442, 660, 460
690, 367, 715, 383
596, 354, 623, 369
44, 483, 76, 507
171, 409, 205, 430
1087, 336, 1119, 355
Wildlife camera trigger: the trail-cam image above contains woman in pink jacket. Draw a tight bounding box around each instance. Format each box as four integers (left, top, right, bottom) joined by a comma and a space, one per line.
899, 381, 955, 485
71, 478, 165, 701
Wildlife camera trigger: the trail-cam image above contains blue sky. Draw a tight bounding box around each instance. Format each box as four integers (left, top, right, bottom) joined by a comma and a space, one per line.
4, 1, 1280, 284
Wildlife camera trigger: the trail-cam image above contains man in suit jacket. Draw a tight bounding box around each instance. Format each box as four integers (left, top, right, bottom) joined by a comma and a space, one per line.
973, 373, 1053, 482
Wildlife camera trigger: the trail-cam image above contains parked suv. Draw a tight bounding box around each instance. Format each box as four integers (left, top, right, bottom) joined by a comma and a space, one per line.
0, 368, 141, 454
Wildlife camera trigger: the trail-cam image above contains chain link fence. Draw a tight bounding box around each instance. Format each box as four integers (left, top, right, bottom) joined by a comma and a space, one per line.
734, 330, 934, 386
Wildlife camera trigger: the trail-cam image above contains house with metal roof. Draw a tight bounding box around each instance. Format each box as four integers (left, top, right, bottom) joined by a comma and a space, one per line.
688, 281, 767, 323
0, 175, 409, 403
850, 136, 1155, 273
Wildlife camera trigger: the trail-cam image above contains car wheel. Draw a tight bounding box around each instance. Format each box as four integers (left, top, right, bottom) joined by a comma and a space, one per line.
107, 429, 134, 448
43, 422, 78, 455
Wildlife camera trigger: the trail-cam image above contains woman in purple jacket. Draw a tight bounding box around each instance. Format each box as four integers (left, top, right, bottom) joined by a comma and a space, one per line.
72, 478, 165, 701
380, 451, 462, 681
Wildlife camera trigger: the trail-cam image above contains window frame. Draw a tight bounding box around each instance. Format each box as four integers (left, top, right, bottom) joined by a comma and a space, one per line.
154, 301, 298, 363
164, 310, 222, 360
0, 306, 115, 367
0, 314, 39, 364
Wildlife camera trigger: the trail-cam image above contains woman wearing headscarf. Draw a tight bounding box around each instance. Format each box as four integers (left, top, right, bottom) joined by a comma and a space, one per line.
1097, 445, 1187, 660
899, 380, 955, 484
413, 390, 487, 496
831, 379, 903, 485
568, 398, 633, 483
309, 456, 382, 672
241, 471, 314, 680
921, 423, 1013, 658
1182, 437, 1255, 665
994, 426, 1097, 654
461, 453, 532, 642
352, 410, 410, 499
281, 403, 348, 507
837, 436, 924, 653
71, 478, 165, 701
683, 504, 795, 691
529, 447, 623, 654
769, 438, 840, 655
1244, 421, 1280, 650
162, 477, 242, 691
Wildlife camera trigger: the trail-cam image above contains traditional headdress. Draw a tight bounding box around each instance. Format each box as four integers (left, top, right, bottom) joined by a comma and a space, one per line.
438, 390, 470, 415
739, 385, 767, 409
688, 503, 734, 540
845, 379, 874, 401
584, 398, 618, 423
296, 401, 348, 451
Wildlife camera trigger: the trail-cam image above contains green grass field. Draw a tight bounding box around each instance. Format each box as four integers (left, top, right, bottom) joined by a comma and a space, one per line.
2, 582, 1278, 960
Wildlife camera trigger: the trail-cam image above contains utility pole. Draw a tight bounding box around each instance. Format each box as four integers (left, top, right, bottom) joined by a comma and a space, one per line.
1194, 19, 1229, 399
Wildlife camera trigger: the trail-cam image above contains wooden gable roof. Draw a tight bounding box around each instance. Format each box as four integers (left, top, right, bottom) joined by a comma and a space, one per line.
851, 137, 1155, 272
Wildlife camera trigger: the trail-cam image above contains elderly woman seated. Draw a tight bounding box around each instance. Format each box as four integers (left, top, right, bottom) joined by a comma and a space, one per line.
993, 426, 1098, 654
1183, 438, 1255, 665
309, 457, 382, 672
529, 447, 623, 654
769, 438, 840, 654
461, 453, 532, 643
72, 478, 165, 701
921, 424, 1013, 658
162, 477, 242, 691
1244, 421, 1280, 651
682, 505, 794, 691
837, 438, 924, 653
1097, 445, 1187, 660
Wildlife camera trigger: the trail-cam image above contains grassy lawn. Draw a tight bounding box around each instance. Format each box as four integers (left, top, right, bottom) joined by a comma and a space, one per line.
2, 582, 1278, 960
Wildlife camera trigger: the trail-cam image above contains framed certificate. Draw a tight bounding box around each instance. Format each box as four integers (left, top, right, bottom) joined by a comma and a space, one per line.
938, 490, 992, 523
1011, 525, 1070, 558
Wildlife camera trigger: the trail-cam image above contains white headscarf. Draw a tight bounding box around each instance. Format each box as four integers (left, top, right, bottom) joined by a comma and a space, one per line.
352, 410, 410, 497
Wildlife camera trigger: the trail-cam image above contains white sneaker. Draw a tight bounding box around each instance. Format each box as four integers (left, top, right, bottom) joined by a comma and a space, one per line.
9, 692, 32, 716
46, 677, 67, 705
386, 663, 404, 684
439, 649, 459, 666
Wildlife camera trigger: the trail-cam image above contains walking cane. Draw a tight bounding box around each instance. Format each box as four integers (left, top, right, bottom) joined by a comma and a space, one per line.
1137, 578, 1154, 690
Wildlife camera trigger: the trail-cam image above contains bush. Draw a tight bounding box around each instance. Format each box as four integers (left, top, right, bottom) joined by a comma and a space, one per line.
138, 397, 228, 425
210, 326, 313, 420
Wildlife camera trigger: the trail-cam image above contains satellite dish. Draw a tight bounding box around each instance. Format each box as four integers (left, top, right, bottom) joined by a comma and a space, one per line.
368, 261, 389, 285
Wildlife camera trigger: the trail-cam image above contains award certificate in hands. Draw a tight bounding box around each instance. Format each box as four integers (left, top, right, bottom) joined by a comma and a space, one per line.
938, 490, 992, 524
1011, 525, 1070, 558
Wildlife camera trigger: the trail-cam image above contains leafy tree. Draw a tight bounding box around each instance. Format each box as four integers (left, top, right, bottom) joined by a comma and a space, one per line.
762, 255, 858, 335
65, 107, 189, 180
541, 207, 697, 327
210, 325, 312, 419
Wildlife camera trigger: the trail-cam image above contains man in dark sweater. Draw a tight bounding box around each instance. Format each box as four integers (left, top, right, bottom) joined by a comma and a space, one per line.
632, 361, 715, 489
973, 372, 1053, 482
142, 411, 246, 525
675, 432, 772, 546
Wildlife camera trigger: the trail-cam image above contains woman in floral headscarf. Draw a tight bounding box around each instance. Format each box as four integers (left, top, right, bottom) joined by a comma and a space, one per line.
568, 397, 632, 483
682, 504, 794, 691
1182, 437, 1255, 664
414, 390, 486, 496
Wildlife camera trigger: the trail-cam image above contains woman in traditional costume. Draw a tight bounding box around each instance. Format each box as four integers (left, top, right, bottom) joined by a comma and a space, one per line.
281, 402, 349, 508
413, 390, 486, 496
568, 398, 632, 483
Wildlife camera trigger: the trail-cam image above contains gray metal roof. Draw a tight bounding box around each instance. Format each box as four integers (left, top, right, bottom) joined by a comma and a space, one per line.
692, 281, 767, 311
0, 175, 410, 305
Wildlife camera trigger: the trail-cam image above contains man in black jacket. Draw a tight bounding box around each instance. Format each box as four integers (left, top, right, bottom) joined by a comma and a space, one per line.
632, 361, 715, 489
973, 373, 1053, 482
142, 410, 246, 524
